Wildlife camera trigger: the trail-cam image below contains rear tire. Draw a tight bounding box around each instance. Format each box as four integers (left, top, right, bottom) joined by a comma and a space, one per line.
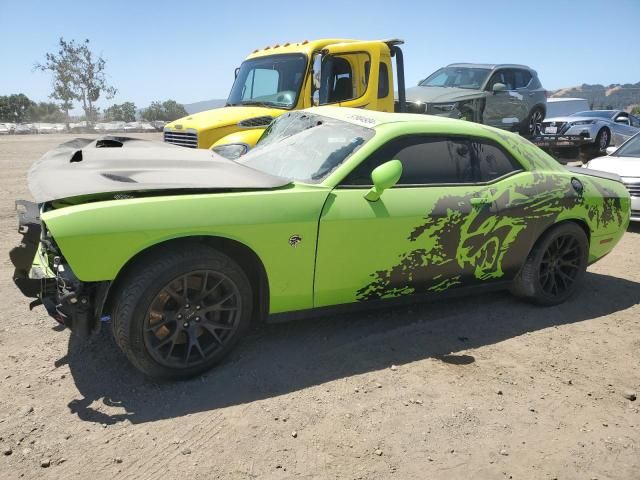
112, 244, 252, 380
510, 223, 588, 306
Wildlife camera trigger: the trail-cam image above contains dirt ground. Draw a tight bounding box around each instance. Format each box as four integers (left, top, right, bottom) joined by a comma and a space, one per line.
0, 133, 638, 480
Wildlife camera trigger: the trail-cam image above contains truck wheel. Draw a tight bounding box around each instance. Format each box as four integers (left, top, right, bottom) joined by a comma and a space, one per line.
521, 107, 544, 136
510, 223, 588, 306
112, 245, 252, 379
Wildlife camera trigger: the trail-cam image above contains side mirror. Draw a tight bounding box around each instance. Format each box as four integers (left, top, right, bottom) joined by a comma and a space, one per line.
615, 118, 630, 125
492, 82, 507, 93
234, 67, 240, 79
311, 52, 321, 107
364, 160, 403, 202
605, 146, 617, 155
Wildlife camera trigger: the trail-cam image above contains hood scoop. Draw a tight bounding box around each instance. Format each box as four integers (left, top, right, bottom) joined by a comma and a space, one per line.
28, 136, 290, 203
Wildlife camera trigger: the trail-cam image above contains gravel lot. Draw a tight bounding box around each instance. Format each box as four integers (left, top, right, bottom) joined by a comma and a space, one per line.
0, 134, 638, 480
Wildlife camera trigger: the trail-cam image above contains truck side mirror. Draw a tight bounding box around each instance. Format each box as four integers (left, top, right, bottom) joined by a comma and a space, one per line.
365, 160, 403, 202
311, 53, 321, 107
234, 67, 240, 79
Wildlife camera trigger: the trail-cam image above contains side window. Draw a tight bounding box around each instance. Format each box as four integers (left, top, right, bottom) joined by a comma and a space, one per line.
378, 63, 389, 98
630, 115, 640, 128
321, 53, 371, 104
473, 140, 522, 181
514, 69, 532, 89
341, 136, 476, 186
487, 70, 514, 90
320, 56, 353, 104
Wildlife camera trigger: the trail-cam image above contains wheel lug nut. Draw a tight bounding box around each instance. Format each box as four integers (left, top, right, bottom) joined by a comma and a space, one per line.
195, 317, 200, 322
177, 314, 183, 319
185, 304, 190, 308
183, 322, 189, 328
195, 305, 201, 310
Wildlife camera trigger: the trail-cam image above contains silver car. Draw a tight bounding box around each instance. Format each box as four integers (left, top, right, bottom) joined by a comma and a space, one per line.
405, 63, 547, 136
536, 110, 640, 157
584, 131, 640, 221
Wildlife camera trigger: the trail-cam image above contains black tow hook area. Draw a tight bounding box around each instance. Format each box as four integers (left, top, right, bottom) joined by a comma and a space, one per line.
10, 200, 42, 298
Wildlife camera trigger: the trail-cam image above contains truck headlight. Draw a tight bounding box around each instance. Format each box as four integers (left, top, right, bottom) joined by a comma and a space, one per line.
212, 143, 249, 159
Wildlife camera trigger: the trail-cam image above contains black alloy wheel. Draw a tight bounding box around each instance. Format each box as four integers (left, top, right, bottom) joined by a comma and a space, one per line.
538, 234, 583, 298
510, 223, 588, 306
144, 270, 242, 368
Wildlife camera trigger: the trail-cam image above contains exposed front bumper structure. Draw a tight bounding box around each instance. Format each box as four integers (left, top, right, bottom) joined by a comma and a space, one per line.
10, 200, 106, 337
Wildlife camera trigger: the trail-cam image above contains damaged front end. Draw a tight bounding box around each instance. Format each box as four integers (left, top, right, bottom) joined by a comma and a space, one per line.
10, 200, 108, 338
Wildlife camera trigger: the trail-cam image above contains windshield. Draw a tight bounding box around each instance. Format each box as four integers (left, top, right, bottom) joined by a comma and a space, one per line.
419, 67, 491, 89
571, 110, 615, 119
237, 112, 374, 183
227, 54, 307, 109
613, 132, 640, 157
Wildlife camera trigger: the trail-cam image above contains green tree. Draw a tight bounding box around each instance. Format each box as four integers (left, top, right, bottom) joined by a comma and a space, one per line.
0, 94, 36, 122
36, 38, 117, 123
104, 101, 137, 122
631, 105, 640, 116
27, 102, 66, 122
141, 100, 187, 121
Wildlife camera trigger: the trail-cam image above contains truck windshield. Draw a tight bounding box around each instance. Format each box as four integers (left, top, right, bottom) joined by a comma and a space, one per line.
237, 112, 374, 183
227, 54, 307, 109
419, 67, 491, 90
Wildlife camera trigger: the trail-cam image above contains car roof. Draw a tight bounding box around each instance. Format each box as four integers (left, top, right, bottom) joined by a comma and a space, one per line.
304, 106, 510, 137
446, 63, 533, 71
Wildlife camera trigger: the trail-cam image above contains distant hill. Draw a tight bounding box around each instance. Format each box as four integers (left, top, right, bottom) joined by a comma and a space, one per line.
551, 82, 640, 111
181, 99, 226, 114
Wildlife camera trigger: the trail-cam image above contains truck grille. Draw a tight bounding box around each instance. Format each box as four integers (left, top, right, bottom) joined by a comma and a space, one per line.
164, 131, 198, 148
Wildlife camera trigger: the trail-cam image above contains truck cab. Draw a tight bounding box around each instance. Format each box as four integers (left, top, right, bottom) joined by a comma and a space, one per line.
163, 38, 405, 158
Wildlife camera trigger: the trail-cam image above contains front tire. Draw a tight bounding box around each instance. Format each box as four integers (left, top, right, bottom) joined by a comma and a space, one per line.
595, 127, 610, 153
511, 223, 588, 306
112, 244, 252, 379
521, 107, 545, 136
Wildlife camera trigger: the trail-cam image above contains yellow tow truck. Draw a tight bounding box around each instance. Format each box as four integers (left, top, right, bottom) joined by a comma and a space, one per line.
163, 38, 407, 157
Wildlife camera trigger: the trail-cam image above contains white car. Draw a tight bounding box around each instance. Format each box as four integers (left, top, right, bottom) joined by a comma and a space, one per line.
585, 132, 640, 221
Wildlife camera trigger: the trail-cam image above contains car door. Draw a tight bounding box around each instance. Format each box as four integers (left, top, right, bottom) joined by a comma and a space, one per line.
484, 69, 528, 128
314, 135, 518, 307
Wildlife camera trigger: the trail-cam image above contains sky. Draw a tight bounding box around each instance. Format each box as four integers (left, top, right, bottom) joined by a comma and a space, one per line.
1, 0, 639, 112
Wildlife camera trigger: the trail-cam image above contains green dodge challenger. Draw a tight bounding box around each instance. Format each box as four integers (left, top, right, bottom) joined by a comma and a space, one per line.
11, 107, 630, 379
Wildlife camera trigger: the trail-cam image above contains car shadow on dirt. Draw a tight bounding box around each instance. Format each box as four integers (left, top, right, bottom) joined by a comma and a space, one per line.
60, 271, 640, 425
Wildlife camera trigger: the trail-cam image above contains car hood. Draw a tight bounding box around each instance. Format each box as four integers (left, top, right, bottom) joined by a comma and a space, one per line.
164, 105, 279, 131
586, 155, 640, 177
405, 86, 485, 104
28, 136, 290, 203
